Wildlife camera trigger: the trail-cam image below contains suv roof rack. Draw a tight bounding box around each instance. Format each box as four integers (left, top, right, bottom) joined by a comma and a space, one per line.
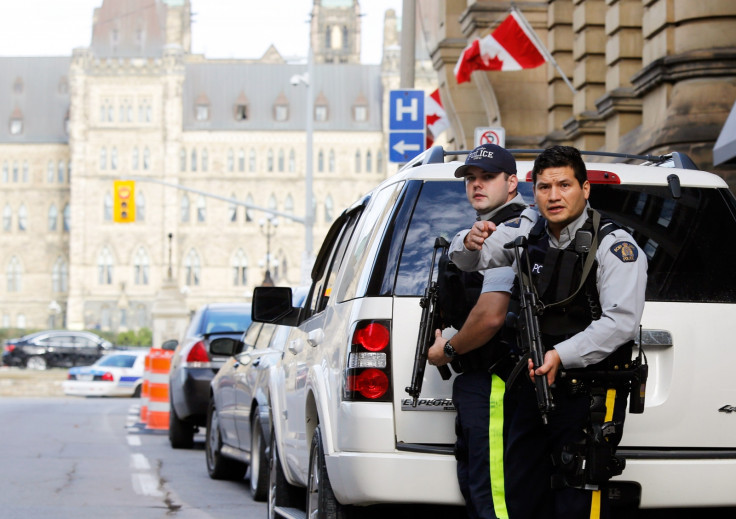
403, 146, 699, 171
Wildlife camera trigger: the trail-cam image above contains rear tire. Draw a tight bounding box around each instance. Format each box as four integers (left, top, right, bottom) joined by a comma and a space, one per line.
132, 384, 142, 398
249, 412, 269, 501
168, 398, 195, 449
26, 356, 47, 370
307, 425, 352, 519
205, 400, 247, 480
268, 426, 302, 519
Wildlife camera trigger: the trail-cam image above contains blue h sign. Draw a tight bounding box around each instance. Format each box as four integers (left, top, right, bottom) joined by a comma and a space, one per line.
389, 89, 425, 162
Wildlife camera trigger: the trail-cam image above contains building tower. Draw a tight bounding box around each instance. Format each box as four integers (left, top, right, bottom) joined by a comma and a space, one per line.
310, 0, 361, 64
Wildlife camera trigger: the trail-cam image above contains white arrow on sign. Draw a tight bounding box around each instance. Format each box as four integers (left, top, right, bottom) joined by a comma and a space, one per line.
392, 140, 421, 155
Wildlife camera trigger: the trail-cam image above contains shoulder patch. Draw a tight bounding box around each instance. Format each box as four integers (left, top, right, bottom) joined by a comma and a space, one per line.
503, 217, 522, 228
609, 241, 639, 262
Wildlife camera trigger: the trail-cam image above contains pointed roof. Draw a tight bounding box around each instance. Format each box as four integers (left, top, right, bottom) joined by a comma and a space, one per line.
260, 45, 286, 64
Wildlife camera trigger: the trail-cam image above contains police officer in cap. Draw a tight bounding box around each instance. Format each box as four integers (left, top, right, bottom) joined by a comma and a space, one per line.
449, 145, 647, 519
428, 143, 526, 519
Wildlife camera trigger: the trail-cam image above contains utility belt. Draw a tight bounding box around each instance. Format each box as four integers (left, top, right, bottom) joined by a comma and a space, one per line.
451, 328, 518, 378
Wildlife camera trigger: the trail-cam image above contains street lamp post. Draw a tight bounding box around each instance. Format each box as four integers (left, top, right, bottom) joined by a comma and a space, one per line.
259, 216, 279, 286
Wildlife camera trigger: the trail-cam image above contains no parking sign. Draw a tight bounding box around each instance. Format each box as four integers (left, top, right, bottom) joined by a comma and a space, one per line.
474, 127, 506, 148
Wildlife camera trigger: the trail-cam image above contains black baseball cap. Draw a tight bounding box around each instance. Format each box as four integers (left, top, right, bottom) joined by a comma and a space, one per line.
454, 143, 517, 178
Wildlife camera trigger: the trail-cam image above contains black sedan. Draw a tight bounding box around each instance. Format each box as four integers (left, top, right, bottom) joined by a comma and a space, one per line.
168, 302, 252, 449
2, 330, 113, 370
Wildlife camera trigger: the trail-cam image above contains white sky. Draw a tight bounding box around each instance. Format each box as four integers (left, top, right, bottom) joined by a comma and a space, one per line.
0, 0, 403, 64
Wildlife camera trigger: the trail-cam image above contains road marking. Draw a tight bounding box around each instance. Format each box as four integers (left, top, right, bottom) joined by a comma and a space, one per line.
131, 472, 163, 497
130, 453, 150, 470
127, 435, 141, 446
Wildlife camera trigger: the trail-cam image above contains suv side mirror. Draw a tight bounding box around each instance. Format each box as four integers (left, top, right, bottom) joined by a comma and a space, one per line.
161, 339, 178, 351
252, 286, 300, 326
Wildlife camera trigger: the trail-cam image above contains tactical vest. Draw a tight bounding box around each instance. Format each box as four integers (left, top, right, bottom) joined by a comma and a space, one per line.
521, 211, 619, 349
437, 203, 526, 374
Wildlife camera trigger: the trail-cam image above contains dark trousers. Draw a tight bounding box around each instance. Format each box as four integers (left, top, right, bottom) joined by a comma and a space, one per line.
503, 379, 628, 519
453, 370, 497, 519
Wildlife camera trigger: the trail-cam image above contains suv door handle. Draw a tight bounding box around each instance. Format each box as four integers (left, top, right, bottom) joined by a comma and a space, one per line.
307, 329, 324, 347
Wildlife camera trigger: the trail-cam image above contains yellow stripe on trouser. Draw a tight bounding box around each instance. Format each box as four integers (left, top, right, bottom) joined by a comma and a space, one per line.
489, 374, 508, 519
589, 388, 617, 519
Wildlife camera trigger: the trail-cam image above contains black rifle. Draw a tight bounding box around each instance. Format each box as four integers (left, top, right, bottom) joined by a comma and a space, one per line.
505, 236, 556, 424
405, 237, 452, 407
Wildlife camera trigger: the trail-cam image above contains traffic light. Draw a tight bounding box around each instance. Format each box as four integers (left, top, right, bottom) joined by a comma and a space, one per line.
113, 180, 136, 223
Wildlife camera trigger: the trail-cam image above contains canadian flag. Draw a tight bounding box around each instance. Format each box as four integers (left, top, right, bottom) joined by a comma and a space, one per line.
454, 10, 548, 84
425, 88, 449, 148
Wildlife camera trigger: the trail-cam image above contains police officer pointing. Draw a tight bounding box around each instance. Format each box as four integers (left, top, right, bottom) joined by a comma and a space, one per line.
428, 143, 526, 519
450, 145, 647, 519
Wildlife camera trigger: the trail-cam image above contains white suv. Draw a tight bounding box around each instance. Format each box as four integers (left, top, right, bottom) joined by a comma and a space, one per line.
252, 147, 736, 517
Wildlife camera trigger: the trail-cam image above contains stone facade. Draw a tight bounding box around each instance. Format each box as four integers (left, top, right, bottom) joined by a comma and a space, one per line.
423, 0, 736, 187
0, 0, 438, 332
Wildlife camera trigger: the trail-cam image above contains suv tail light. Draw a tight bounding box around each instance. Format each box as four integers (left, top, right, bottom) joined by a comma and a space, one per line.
345, 320, 392, 402
185, 340, 211, 366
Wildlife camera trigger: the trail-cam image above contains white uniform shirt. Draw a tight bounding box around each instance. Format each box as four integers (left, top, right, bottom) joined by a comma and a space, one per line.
450, 204, 648, 369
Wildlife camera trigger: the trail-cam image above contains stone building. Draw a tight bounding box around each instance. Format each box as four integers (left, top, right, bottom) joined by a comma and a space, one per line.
0, 0, 438, 332
420, 0, 736, 189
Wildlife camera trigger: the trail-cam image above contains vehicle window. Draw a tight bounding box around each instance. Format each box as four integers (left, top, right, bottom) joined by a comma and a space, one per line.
336, 182, 404, 302
204, 307, 252, 333
242, 322, 263, 350
74, 336, 96, 348
253, 323, 276, 350
395, 180, 478, 296
98, 355, 137, 368
186, 308, 204, 336
590, 185, 736, 303
306, 208, 363, 316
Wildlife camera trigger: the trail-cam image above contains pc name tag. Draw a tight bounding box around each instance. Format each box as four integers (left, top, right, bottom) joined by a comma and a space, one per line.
401, 398, 456, 411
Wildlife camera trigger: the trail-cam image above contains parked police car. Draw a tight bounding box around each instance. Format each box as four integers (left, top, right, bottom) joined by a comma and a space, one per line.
252, 146, 736, 517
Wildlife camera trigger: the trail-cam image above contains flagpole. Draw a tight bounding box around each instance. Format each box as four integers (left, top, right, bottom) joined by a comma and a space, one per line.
511, 5, 577, 95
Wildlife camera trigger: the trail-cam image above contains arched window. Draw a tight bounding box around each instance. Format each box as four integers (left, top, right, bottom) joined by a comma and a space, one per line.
284, 194, 294, 215
97, 247, 113, 285
136, 191, 145, 222
180, 148, 186, 172
23, 161, 28, 182
181, 195, 190, 223
133, 247, 149, 285
48, 204, 58, 231
184, 249, 200, 286
100, 147, 107, 170
324, 195, 334, 222
63, 204, 70, 231
52, 257, 68, 293
245, 194, 254, 222
202, 149, 208, 172
329, 149, 335, 173
288, 149, 295, 172
6, 256, 22, 292
268, 194, 277, 212
377, 151, 384, 174
132, 148, 139, 170
228, 194, 237, 222
355, 150, 361, 173
366, 151, 372, 173
267, 149, 274, 172
104, 193, 112, 221
249, 149, 256, 172
17, 204, 27, 231
110, 147, 118, 170
57, 160, 64, 183
278, 149, 285, 172
232, 249, 247, 286
191, 148, 197, 172
227, 149, 234, 172
318, 150, 324, 173
3, 204, 11, 231
239, 149, 245, 172
143, 147, 150, 170
47, 161, 54, 183
197, 195, 206, 222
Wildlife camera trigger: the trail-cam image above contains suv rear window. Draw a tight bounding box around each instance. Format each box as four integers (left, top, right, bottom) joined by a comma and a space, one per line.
394, 181, 736, 303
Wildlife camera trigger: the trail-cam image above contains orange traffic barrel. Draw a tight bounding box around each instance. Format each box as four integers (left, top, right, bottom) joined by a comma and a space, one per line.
146, 348, 174, 430
139, 353, 151, 424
